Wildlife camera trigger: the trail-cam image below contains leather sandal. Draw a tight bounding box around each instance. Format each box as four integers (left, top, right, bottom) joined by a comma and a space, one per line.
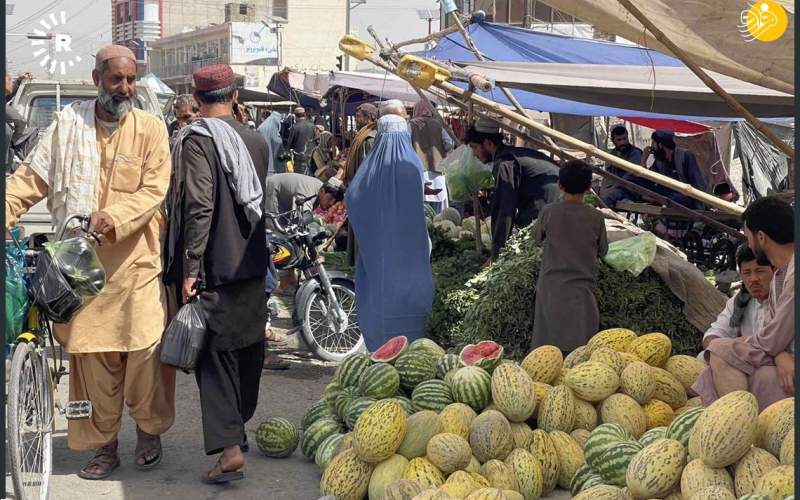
78, 443, 120, 480
201, 459, 244, 485
134, 427, 163, 471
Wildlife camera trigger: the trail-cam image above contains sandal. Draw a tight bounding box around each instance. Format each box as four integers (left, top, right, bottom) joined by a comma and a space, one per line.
78, 442, 120, 480
134, 427, 163, 471
265, 328, 289, 347
201, 458, 244, 485
263, 352, 290, 371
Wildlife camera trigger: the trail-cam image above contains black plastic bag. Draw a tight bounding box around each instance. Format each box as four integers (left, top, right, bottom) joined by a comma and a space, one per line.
29, 250, 83, 323
160, 300, 206, 371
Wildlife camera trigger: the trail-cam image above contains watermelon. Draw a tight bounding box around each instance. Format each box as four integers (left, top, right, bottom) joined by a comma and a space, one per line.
371, 335, 408, 363
665, 405, 704, 447
595, 441, 643, 486
395, 350, 438, 391
411, 379, 453, 412
323, 380, 343, 410
302, 399, 337, 430
584, 423, 633, 470
358, 363, 400, 399
345, 397, 377, 430
392, 396, 417, 416
301, 416, 343, 459
570, 463, 604, 496
435, 353, 463, 379
460, 340, 504, 373
256, 417, 300, 458
408, 338, 446, 358
315, 432, 345, 472
335, 353, 373, 387
450, 365, 492, 412
334, 385, 361, 418
639, 427, 667, 447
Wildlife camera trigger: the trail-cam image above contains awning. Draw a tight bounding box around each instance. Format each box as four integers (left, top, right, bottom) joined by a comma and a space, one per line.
236, 87, 294, 104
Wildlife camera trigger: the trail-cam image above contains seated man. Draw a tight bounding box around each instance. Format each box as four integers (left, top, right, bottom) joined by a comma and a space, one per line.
641, 129, 706, 209
599, 125, 643, 207
263, 172, 323, 221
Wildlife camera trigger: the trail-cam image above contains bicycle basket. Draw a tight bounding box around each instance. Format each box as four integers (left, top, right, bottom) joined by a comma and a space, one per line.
29, 250, 83, 323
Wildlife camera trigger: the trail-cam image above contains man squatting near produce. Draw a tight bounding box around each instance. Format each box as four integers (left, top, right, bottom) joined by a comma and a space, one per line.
692, 197, 794, 411
164, 63, 269, 484
465, 118, 561, 259
5, 45, 175, 479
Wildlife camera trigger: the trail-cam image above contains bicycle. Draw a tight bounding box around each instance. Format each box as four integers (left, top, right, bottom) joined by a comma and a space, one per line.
8, 214, 96, 500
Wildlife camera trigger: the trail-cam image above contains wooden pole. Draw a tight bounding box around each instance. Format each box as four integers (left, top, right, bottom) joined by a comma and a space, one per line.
616, 0, 795, 161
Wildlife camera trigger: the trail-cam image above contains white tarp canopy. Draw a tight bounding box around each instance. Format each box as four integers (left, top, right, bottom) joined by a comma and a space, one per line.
460, 61, 795, 118
316, 70, 437, 105
539, 0, 794, 94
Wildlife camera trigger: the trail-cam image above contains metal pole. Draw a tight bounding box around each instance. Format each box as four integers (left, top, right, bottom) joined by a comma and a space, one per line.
345, 0, 350, 71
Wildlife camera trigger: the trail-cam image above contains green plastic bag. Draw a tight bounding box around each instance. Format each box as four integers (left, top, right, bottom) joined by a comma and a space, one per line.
5, 230, 28, 344
602, 232, 657, 277
441, 145, 494, 202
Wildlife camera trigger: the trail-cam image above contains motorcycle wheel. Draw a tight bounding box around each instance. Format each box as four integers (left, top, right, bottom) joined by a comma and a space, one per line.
298, 278, 365, 362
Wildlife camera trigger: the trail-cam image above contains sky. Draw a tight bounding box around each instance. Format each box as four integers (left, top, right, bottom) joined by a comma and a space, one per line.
4, 0, 441, 80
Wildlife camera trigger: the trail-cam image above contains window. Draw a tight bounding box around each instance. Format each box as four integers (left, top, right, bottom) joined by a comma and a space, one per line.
239, 3, 248, 14
272, 0, 288, 20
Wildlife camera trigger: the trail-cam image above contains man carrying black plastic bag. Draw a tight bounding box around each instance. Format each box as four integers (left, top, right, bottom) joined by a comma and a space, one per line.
163, 64, 269, 484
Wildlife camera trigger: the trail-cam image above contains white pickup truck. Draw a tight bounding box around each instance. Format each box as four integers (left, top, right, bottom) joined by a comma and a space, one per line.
8, 79, 172, 236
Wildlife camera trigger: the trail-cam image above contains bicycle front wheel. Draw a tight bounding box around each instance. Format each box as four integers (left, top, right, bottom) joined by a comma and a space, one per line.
8, 340, 54, 500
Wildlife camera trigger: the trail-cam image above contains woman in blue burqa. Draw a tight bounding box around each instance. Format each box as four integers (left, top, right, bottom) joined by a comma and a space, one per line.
346, 101, 435, 352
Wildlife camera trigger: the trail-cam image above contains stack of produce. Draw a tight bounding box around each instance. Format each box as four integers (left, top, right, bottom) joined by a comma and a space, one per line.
429, 207, 492, 249
253, 331, 797, 500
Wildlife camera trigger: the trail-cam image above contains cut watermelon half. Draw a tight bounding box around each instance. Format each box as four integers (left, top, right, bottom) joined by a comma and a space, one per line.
460, 340, 504, 372
371, 335, 408, 363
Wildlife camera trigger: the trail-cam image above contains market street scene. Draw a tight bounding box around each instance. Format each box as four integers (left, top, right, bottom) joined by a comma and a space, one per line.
3, 0, 796, 499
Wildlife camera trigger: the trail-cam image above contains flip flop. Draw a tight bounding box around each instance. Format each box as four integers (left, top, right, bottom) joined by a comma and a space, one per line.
201, 459, 244, 485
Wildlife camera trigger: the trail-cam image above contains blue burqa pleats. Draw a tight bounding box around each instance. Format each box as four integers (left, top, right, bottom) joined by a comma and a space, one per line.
346, 114, 435, 352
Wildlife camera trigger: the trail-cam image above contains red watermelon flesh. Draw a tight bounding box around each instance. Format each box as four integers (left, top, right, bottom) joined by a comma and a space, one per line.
460, 341, 504, 372
371, 335, 408, 363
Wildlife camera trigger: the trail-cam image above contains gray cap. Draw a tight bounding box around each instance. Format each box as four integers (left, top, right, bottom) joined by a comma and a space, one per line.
294, 106, 306, 115
474, 117, 501, 134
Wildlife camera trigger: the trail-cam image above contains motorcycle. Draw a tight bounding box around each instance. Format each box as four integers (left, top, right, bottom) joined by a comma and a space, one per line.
266, 194, 364, 361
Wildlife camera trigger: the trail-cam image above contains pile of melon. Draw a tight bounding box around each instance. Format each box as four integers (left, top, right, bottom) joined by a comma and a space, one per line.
255, 330, 795, 500
431, 207, 491, 247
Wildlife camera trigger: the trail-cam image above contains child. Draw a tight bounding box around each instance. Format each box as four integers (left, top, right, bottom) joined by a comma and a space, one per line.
532, 160, 609, 352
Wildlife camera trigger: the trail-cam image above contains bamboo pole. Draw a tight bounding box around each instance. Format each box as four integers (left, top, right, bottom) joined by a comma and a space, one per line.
616, 0, 795, 161
392, 24, 462, 50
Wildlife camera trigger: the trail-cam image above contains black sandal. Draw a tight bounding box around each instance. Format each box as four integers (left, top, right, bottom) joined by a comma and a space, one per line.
134, 427, 163, 471
78, 443, 121, 480
201, 459, 244, 485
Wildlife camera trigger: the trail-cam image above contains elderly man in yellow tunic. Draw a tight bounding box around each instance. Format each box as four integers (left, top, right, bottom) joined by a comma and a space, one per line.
5, 45, 174, 479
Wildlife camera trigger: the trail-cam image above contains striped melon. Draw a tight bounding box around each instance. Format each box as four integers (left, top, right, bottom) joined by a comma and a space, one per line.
639, 426, 667, 447
664, 355, 705, 393
408, 338, 446, 358
563, 344, 591, 369
733, 446, 780, 497
665, 406, 704, 447
552, 368, 569, 387
618, 351, 642, 367
353, 399, 407, 463
256, 417, 300, 458
529, 429, 560, 495
573, 484, 628, 500
450, 366, 492, 412
585, 422, 633, 469
335, 386, 362, 418
504, 448, 543, 500
625, 438, 686, 499
368, 454, 409, 500
371, 335, 408, 363
502, 490, 524, 500
589, 347, 626, 375
323, 380, 344, 410
435, 353, 463, 379
757, 397, 794, 457
621, 361, 656, 405
548, 430, 586, 489
335, 353, 373, 387
564, 361, 620, 402
345, 397, 377, 430
570, 463, 603, 496
491, 362, 537, 422
460, 341, 504, 373
595, 440, 644, 486
320, 448, 375, 500
335, 432, 354, 457
573, 398, 599, 431
588, 328, 638, 353
359, 362, 401, 399
384, 478, 425, 500
395, 351, 438, 392
469, 410, 513, 463
464, 488, 507, 500
315, 432, 345, 472
532, 382, 552, 410
599, 393, 647, 438
687, 486, 736, 500
397, 410, 440, 459
779, 429, 794, 465
412, 379, 453, 412
302, 417, 344, 459
392, 396, 417, 416
480, 459, 519, 491
571, 428, 591, 448
680, 458, 734, 498
438, 403, 476, 440
444, 470, 485, 497
509, 422, 534, 450
520, 345, 563, 383
686, 396, 703, 407
302, 399, 337, 430
426, 433, 472, 474
688, 391, 758, 467
643, 399, 675, 429
402, 457, 445, 489
536, 384, 576, 433
754, 465, 794, 499
627, 332, 672, 367
652, 367, 688, 410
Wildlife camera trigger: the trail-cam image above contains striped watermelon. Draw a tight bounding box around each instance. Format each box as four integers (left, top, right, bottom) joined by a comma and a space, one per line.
570, 463, 604, 496
323, 380, 343, 410
408, 338, 446, 358
358, 362, 400, 399
450, 365, 492, 412
665, 405, 704, 447
371, 335, 408, 363
301, 416, 343, 459
460, 340, 504, 373
256, 417, 300, 458
639, 427, 667, 447
334, 385, 361, 418
435, 353, 463, 379
335, 353, 373, 387
302, 398, 337, 430
412, 379, 453, 412
315, 432, 345, 472
391, 395, 417, 416
395, 351, 438, 391
584, 423, 633, 469
595, 441, 644, 486
345, 397, 377, 430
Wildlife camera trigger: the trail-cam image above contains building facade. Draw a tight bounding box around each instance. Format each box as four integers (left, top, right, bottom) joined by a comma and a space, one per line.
111, 0, 163, 69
